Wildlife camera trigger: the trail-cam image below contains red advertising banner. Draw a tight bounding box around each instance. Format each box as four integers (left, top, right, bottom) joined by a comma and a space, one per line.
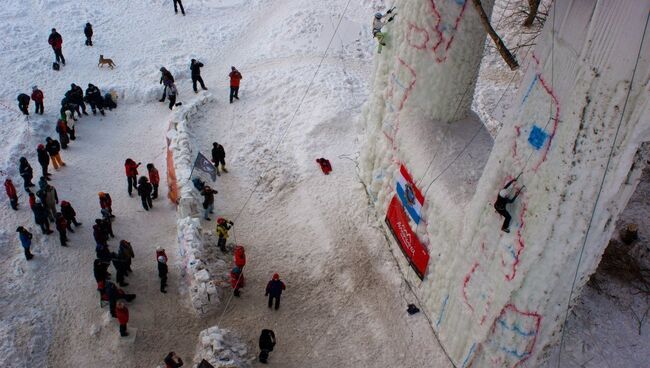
385, 195, 429, 279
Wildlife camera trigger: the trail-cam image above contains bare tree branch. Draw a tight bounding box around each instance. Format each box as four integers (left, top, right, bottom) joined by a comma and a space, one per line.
471, 0, 519, 70
524, 0, 541, 27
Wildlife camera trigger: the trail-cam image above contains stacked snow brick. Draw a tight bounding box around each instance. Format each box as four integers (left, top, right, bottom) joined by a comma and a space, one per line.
193, 326, 251, 368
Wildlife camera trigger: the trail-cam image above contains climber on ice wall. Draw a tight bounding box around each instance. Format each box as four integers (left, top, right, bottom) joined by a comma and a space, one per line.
494, 176, 524, 233
372, 7, 396, 54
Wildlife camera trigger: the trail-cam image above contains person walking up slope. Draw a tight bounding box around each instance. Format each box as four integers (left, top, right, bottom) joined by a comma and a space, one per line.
265, 273, 286, 310
200, 185, 216, 221
84, 22, 93, 46
146, 164, 160, 199
4, 178, 18, 210
31, 86, 44, 115
124, 159, 140, 196
228, 67, 242, 103
16, 227, 34, 260
48, 28, 65, 65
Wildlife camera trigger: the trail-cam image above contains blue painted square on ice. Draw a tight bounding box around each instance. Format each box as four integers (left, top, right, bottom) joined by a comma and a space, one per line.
528, 125, 548, 150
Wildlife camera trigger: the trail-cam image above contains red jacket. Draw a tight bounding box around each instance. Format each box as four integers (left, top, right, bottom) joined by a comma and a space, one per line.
55, 216, 67, 231
99, 193, 112, 209
234, 245, 246, 268
125, 160, 139, 177
230, 270, 245, 289
4, 180, 17, 199
48, 33, 63, 49
148, 168, 160, 185
31, 89, 44, 103
116, 305, 129, 325
56, 119, 67, 134
29, 195, 36, 209
229, 70, 242, 87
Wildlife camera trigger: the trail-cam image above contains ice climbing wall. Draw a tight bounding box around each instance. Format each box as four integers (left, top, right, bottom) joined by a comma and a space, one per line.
360, 0, 650, 366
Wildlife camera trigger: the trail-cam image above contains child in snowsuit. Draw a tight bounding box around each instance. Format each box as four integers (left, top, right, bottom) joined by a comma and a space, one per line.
19, 157, 35, 190
54, 212, 68, 246
31, 86, 44, 115
116, 301, 129, 337
4, 179, 18, 210
211, 142, 227, 175
17, 93, 30, 115
60, 201, 82, 231
494, 178, 522, 233
230, 266, 245, 297
16, 227, 34, 260
190, 59, 207, 93
84, 22, 93, 46
258, 329, 276, 364
200, 186, 216, 220
265, 273, 286, 310
137, 176, 153, 210
36, 144, 51, 179
216, 218, 233, 252
158, 254, 168, 293
228, 67, 242, 103
48, 28, 65, 65
146, 164, 160, 199
45, 137, 65, 169
124, 159, 140, 196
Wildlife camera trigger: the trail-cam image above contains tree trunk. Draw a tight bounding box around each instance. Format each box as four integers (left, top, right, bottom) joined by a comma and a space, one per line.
471, 0, 519, 70
524, 0, 541, 27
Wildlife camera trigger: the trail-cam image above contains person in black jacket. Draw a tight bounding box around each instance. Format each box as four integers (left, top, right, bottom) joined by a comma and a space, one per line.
157, 255, 168, 293
84, 22, 93, 46
94, 258, 110, 283
137, 176, 153, 210
159, 67, 174, 102
211, 142, 227, 176
258, 329, 276, 364
190, 59, 207, 93
67, 83, 88, 116
17, 94, 30, 115
60, 200, 82, 231
85, 84, 105, 115
36, 144, 51, 179
45, 137, 65, 169
33, 199, 53, 234
265, 273, 286, 310
19, 157, 35, 190
494, 178, 523, 233
200, 185, 216, 220
112, 251, 129, 287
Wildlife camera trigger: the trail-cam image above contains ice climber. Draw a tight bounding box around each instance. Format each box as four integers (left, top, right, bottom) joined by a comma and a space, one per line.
17, 93, 30, 115
48, 28, 65, 65
372, 8, 396, 54
84, 22, 93, 46
4, 178, 18, 210
124, 159, 140, 197
265, 273, 286, 310
158, 254, 168, 293
19, 157, 35, 190
494, 177, 522, 233
16, 227, 34, 260
200, 185, 216, 221
31, 86, 44, 115
146, 164, 160, 199
190, 59, 207, 93
159, 67, 175, 102
258, 329, 276, 364
229, 66, 242, 103
137, 176, 153, 211
216, 217, 233, 252
211, 142, 227, 175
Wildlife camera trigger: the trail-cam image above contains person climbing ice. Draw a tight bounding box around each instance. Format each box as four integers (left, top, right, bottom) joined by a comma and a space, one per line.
494, 176, 524, 233
372, 7, 396, 54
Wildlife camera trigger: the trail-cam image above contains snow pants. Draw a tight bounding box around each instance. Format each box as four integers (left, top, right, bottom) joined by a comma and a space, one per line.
229, 86, 239, 103
375, 32, 386, 54
152, 184, 159, 199
192, 76, 206, 92
268, 294, 281, 310
203, 203, 213, 220
85, 36, 93, 46
496, 208, 512, 231
57, 229, 67, 246
127, 175, 137, 196
18, 102, 29, 115
53, 47, 65, 65
120, 324, 128, 336
35, 101, 44, 115
168, 95, 177, 110
24, 247, 34, 260
173, 0, 185, 15
50, 153, 64, 169
141, 195, 152, 211
9, 196, 18, 210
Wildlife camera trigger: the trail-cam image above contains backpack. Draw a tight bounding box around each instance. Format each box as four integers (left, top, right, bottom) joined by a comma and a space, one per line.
52, 62, 60, 71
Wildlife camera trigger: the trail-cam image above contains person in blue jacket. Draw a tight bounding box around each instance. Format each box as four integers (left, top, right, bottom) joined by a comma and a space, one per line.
16, 227, 34, 260
265, 273, 286, 310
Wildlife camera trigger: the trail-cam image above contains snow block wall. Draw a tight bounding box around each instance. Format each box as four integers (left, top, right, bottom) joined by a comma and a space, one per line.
360, 0, 650, 367
192, 326, 250, 368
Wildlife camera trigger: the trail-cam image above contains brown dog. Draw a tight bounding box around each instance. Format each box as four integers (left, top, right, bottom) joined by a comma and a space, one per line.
98, 55, 116, 69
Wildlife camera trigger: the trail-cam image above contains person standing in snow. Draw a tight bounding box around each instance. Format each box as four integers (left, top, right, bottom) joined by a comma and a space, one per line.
124, 159, 140, 197
93, 218, 109, 247
146, 163, 160, 199
215, 218, 233, 252
60, 200, 82, 231
33, 199, 53, 234
158, 254, 168, 293
48, 28, 65, 65
17, 93, 30, 115
4, 178, 18, 210
230, 266, 245, 297
67, 83, 88, 116
16, 227, 34, 260
265, 273, 286, 310
167, 83, 178, 110
60, 97, 78, 121
54, 212, 68, 246
159, 67, 175, 102
258, 329, 276, 364
55, 118, 70, 149
31, 86, 44, 115
45, 137, 65, 169
494, 178, 523, 233
36, 144, 51, 179
113, 249, 130, 287
173, 0, 185, 15
85, 83, 105, 115
116, 301, 129, 337
228, 66, 242, 103
84, 22, 93, 46
372, 9, 396, 54
200, 185, 216, 221
164, 352, 184, 368
119, 240, 135, 274
211, 142, 227, 176
42, 184, 59, 221
93, 258, 110, 283
137, 176, 153, 211
19, 157, 35, 190
98, 192, 115, 218
190, 59, 207, 93
28, 192, 36, 210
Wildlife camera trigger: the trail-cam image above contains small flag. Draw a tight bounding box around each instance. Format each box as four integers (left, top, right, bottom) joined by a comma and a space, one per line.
193, 152, 217, 182
395, 164, 425, 224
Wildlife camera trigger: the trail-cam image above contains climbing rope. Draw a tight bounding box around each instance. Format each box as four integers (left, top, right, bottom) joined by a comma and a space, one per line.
557, 9, 650, 368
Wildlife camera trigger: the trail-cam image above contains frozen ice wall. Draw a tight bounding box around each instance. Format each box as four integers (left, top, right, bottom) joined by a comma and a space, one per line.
360, 0, 650, 367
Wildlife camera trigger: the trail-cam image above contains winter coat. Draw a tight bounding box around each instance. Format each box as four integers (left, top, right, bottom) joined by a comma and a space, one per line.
190, 61, 204, 77
94, 259, 109, 282
19, 230, 32, 249
93, 224, 108, 244
31, 89, 44, 103
67, 85, 84, 105
200, 188, 215, 208
230, 269, 245, 289
37, 147, 49, 166
229, 70, 242, 87
48, 31, 63, 49
124, 160, 139, 177
116, 305, 129, 325
55, 119, 68, 135
137, 181, 152, 198
17, 94, 30, 104
44, 186, 58, 208
85, 85, 103, 105
148, 168, 160, 185
259, 329, 276, 351
265, 279, 286, 297
61, 202, 75, 220
55, 215, 67, 231
84, 23, 93, 38
19, 159, 33, 179
4, 180, 17, 199
38, 177, 48, 192
160, 69, 174, 86
33, 203, 49, 224
96, 245, 113, 262
99, 193, 112, 209
211, 144, 225, 163
158, 261, 168, 278
216, 221, 232, 239
234, 245, 246, 268
45, 139, 61, 156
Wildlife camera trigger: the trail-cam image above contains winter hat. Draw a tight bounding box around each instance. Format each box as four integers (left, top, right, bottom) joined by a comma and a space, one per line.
70, 83, 76, 89
16, 226, 24, 232
32, 85, 37, 91
146, 163, 153, 170
273, 273, 279, 280
213, 142, 219, 147
98, 192, 105, 197
60, 200, 69, 206
231, 66, 236, 71
37, 144, 45, 149
191, 58, 196, 63
45, 137, 52, 142
217, 218, 225, 225
158, 255, 166, 263
51, 28, 56, 32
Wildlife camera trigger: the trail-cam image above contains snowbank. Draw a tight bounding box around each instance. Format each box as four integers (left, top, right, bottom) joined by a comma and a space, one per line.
191, 326, 250, 368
